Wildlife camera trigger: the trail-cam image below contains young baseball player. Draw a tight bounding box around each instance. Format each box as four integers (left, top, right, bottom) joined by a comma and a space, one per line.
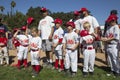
12, 28, 20, 51
63, 21, 79, 77
101, 14, 120, 77
80, 22, 96, 77
28, 27, 42, 78
70, 10, 81, 63
0, 29, 9, 65
13, 26, 32, 69
52, 18, 64, 72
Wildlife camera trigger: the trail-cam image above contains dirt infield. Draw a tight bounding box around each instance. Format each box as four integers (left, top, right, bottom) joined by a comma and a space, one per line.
9, 49, 107, 67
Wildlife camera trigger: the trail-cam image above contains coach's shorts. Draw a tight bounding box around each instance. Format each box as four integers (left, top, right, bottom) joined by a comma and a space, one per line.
42, 39, 52, 52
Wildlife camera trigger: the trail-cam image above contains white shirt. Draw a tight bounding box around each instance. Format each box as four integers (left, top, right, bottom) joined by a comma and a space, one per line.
63, 31, 79, 49
16, 34, 32, 46
53, 27, 64, 50
38, 16, 55, 40
79, 15, 99, 33
29, 36, 42, 50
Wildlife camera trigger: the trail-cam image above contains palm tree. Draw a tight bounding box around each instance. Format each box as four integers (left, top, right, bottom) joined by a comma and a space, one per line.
0, 6, 5, 19
11, 0, 16, 16
0, 6, 5, 13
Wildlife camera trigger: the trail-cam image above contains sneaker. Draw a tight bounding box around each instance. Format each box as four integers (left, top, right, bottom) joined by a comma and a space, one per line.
114, 72, 120, 77
83, 72, 88, 77
71, 72, 76, 77
64, 69, 70, 75
42, 62, 49, 67
47, 63, 53, 68
89, 72, 94, 75
32, 72, 38, 78
58, 69, 64, 72
12, 64, 20, 69
106, 71, 114, 76
52, 67, 58, 70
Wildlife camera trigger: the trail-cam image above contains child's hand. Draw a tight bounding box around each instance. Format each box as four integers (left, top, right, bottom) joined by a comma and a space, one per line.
101, 37, 107, 41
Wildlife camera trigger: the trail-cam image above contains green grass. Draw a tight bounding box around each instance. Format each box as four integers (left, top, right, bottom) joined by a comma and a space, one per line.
0, 65, 120, 80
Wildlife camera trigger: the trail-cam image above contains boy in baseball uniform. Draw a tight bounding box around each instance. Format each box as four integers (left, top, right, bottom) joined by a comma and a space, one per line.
63, 21, 79, 77
0, 29, 9, 65
13, 26, 32, 69
101, 14, 120, 77
29, 27, 42, 78
80, 22, 96, 77
12, 28, 20, 51
52, 18, 64, 72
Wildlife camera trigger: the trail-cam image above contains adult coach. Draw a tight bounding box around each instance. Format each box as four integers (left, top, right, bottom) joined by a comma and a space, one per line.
38, 7, 55, 67
79, 7, 99, 34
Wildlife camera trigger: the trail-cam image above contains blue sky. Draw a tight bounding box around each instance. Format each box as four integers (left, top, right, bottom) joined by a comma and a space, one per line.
0, 0, 120, 25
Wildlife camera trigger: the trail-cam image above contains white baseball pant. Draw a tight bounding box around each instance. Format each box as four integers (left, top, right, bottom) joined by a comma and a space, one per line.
64, 49, 78, 72
17, 45, 28, 60
106, 44, 120, 73
54, 50, 63, 60
0, 47, 9, 64
30, 50, 40, 65
83, 49, 95, 72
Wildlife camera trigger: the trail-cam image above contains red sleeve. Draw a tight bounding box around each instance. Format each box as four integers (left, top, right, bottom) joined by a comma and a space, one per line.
58, 38, 63, 44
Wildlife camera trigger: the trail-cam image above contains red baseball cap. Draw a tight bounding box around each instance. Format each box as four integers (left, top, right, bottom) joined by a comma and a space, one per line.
106, 14, 118, 22
41, 7, 47, 12
27, 17, 34, 25
13, 28, 19, 32
80, 30, 89, 37
80, 7, 88, 12
74, 10, 80, 16
66, 21, 75, 28
54, 18, 62, 25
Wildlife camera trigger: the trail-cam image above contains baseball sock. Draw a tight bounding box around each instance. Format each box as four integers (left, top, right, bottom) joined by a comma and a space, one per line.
17, 60, 21, 69
32, 65, 36, 71
35, 65, 40, 73
54, 59, 59, 69
23, 59, 27, 67
60, 59, 64, 70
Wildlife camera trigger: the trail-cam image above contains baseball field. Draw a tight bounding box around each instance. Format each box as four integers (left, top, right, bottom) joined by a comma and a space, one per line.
0, 49, 120, 80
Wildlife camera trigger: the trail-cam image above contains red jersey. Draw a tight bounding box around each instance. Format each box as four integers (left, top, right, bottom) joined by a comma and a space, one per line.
0, 37, 8, 46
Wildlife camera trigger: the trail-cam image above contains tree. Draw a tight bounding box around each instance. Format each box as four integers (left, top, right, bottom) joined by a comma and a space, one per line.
0, 6, 5, 13
11, 0, 16, 16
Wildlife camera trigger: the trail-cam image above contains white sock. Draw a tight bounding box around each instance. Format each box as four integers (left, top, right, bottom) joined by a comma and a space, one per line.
49, 59, 52, 63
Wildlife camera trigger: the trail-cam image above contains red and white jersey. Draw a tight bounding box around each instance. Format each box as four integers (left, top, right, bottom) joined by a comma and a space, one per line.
12, 37, 20, 47
80, 34, 94, 48
16, 34, 32, 46
29, 36, 42, 50
63, 31, 79, 49
78, 15, 99, 33
0, 37, 7, 46
53, 27, 64, 50
105, 24, 119, 44
38, 16, 55, 40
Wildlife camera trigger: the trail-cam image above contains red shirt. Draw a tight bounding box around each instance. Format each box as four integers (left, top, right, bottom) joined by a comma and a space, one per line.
0, 37, 8, 46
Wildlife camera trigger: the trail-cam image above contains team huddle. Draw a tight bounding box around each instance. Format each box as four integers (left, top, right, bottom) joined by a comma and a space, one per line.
0, 7, 120, 78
